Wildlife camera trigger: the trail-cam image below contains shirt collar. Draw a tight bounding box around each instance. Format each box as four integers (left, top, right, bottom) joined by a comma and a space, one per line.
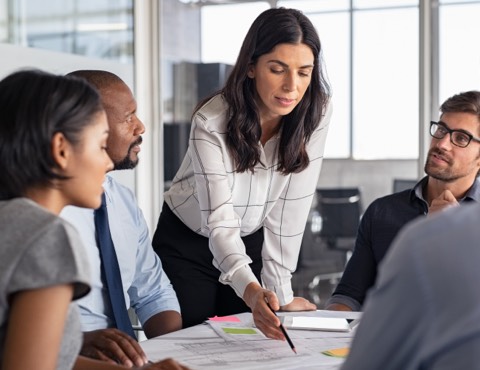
410, 176, 480, 203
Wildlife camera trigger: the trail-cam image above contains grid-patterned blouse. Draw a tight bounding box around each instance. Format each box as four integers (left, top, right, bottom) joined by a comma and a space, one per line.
165, 94, 332, 305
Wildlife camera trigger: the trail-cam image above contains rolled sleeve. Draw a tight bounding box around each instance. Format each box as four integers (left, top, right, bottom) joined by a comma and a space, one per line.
128, 205, 180, 325
325, 294, 361, 311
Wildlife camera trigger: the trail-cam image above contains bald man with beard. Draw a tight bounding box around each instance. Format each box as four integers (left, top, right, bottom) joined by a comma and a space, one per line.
61, 70, 182, 368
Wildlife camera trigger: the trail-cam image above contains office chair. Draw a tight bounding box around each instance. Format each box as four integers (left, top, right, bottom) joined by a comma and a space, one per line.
393, 178, 418, 193
307, 187, 362, 291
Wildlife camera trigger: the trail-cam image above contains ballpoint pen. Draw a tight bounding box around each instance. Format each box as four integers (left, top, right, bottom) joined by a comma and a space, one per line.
266, 301, 297, 354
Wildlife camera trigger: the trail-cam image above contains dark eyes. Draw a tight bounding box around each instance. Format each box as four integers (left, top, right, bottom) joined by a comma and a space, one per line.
270, 68, 311, 77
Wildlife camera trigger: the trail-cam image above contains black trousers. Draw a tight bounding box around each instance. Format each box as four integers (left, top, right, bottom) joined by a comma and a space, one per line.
152, 202, 264, 328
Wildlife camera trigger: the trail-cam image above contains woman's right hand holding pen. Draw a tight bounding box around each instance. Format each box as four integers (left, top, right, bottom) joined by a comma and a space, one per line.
243, 282, 285, 340
243, 282, 317, 339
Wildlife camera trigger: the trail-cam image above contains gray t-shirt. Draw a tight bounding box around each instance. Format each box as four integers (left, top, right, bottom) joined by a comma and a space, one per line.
341, 202, 480, 370
0, 198, 91, 370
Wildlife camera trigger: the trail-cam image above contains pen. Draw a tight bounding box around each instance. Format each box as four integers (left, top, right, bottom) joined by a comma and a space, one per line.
266, 301, 297, 354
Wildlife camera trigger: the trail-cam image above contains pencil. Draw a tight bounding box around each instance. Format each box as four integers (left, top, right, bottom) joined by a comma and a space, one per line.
266, 302, 297, 354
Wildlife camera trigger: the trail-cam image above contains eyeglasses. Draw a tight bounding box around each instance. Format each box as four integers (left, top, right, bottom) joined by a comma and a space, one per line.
430, 121, 480, 148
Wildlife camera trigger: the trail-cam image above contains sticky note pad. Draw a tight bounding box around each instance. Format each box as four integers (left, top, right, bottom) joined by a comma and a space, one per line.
322, 347, 349, 358
208, 315, 241, 322
222, 327, 258, 335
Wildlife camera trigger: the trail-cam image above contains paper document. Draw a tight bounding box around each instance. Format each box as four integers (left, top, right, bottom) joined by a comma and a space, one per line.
142, 312, 353, 369
142, 335, 351, 369
206, 317, 266, 341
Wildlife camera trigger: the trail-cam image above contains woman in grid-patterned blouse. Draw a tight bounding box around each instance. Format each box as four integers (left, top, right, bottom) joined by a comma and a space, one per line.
153, 7, 332, 339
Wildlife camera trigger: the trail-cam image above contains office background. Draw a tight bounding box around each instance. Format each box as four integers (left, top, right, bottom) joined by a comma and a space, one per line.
1, 0, 479, 303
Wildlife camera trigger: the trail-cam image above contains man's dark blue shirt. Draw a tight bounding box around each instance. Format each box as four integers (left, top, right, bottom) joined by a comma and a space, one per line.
327, 176, 480, 311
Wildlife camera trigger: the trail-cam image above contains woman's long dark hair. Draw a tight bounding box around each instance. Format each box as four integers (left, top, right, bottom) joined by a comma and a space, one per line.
194, 7, 330, 174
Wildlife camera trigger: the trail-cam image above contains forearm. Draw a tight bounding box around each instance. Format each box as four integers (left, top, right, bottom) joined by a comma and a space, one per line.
324, 293, 361, 311
74, 356, 123, 370
324, 302, 353, 311
143, 310, 182, 338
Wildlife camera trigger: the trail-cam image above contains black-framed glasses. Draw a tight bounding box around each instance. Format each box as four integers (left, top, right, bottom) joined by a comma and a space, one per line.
430, 121, 480, 148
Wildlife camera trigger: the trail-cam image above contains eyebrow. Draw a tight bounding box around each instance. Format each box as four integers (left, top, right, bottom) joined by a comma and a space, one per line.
267, 59, 314, 69
438, 120, 474, 136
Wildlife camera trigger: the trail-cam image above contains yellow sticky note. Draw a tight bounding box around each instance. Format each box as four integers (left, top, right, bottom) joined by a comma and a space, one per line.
322, 347, 350, 358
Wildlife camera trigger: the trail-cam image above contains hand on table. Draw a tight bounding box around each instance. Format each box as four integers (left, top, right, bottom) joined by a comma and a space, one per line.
81, 328, 148, 368
139, 358, 190, 369
428, 189, 459, 215
280, 296, 316, 312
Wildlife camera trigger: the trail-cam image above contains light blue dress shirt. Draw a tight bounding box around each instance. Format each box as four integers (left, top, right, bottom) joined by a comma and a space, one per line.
61, 175, 180, 331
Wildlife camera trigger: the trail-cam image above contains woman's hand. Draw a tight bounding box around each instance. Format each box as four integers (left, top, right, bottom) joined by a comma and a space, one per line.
243, 283, 285, 340
280, 296, 316, 312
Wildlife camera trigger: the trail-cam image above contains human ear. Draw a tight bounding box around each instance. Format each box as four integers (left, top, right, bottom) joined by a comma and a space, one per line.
247, 64, 255, 79
51, 132, 72, 171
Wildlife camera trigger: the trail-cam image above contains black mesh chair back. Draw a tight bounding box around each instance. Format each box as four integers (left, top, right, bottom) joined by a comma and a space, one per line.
315, 188, 362, 248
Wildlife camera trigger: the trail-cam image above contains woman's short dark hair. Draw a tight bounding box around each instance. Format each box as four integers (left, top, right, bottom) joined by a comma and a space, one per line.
0, 69, 104, 200
196, 7, 330, 174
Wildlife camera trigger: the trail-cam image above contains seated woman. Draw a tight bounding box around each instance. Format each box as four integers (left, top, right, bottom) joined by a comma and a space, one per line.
0, 69, 187, 370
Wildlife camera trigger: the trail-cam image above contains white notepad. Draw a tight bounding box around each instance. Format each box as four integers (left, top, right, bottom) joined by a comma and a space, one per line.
281, 316, 359, 332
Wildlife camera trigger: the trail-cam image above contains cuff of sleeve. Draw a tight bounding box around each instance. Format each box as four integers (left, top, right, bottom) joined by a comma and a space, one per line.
263, 281, 294, 307
225, 265, 259, 299
136, 298, 182, 326
325, 294, 362, 311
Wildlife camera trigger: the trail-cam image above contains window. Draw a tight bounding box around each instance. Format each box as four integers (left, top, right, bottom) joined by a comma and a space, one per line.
202, 1, 419, 159
352, 5, 418, 159
1, 0, 133, 63
439, 1, 480, 103
201, 2, 270, 65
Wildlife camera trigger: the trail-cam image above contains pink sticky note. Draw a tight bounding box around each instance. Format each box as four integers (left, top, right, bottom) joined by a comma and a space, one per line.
208, 315, 241, 322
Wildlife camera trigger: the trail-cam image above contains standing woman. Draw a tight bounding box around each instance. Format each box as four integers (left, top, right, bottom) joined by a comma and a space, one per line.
153, 7, 332, 339
0, 70, 187, 370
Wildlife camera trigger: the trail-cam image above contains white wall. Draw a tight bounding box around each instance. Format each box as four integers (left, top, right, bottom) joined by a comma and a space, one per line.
319, 159, 420, 211
0, 42, 136, 192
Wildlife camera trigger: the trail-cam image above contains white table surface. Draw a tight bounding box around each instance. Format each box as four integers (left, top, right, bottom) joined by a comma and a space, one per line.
140, 310, 361, 370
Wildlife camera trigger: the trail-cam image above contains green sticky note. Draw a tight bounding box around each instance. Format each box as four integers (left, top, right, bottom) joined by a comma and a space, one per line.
222, 327, 258, 335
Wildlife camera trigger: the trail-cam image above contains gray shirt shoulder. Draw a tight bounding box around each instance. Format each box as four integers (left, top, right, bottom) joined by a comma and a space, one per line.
0, 198, 91, 370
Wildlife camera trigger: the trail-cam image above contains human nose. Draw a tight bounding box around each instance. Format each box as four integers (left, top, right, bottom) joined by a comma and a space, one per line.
134, 115, 146, 135
435, 132, 453, 150
105, 154, 114, 172
282, 72, 297, 92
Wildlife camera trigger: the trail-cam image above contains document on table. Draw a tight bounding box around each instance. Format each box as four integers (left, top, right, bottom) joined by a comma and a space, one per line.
142, 335, 351, 370
140, 312, 356, 370
206, 319, 266, 341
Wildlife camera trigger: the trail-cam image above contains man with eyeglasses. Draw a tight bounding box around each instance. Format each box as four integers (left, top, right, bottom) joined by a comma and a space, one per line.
326, 90, 480, 312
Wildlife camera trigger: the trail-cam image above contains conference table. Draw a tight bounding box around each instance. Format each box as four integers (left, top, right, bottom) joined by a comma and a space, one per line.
140, 310, 361, 370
